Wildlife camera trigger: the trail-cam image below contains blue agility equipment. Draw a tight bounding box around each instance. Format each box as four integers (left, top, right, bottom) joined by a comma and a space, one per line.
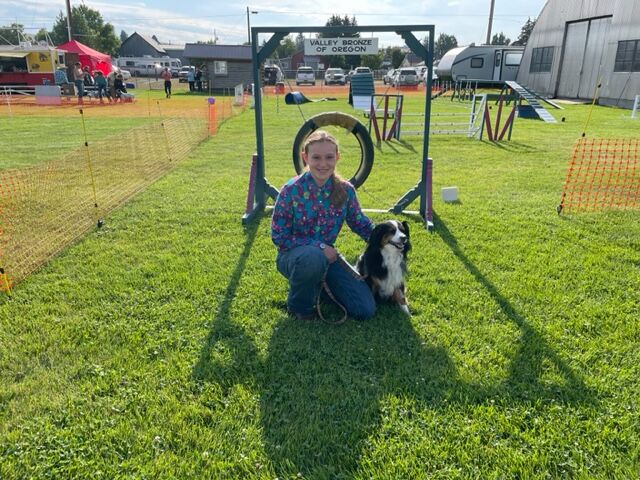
284, 91, 337, 105
285, 91, 310, 105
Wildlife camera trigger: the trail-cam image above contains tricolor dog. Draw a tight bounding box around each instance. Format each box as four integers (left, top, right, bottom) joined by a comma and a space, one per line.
356, 220, 411, 314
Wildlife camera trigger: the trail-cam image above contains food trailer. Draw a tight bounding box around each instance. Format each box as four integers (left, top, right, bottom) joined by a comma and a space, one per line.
0, 43, 64, 86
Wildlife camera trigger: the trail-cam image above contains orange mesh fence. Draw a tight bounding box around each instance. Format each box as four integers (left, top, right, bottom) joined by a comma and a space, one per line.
558, 138, 640, 214
0, 95, 246, 292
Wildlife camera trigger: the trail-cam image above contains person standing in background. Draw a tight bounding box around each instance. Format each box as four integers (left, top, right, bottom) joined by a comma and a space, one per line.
73, 62, 84, 105
161, 67, 172, 98
187, 67, 195, 93
195, 67, 203, 92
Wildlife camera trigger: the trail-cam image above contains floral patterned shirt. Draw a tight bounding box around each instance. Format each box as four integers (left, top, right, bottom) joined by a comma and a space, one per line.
271, 172, 374, 252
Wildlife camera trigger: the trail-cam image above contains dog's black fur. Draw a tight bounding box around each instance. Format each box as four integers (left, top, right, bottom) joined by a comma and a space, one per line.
357, 220, 411, 314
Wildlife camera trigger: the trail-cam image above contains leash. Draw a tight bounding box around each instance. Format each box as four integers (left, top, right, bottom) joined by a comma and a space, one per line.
316, 254, 365, 325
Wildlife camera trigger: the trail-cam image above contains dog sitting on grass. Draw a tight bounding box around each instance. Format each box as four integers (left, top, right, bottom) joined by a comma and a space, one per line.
356, 220, 411, 314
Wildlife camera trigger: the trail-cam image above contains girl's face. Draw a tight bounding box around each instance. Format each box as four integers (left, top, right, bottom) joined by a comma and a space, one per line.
303, 140, 339, 186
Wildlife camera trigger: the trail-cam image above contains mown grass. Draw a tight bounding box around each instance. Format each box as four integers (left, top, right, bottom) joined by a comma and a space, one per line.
0, 89, 205, 170
0, 91, 639, 479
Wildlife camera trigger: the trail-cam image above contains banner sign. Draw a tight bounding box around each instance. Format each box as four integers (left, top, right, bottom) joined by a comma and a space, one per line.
304, 37, 379, 55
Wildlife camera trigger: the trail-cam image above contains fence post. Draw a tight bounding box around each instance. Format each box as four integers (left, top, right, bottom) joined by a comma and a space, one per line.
208, 97, 217, 135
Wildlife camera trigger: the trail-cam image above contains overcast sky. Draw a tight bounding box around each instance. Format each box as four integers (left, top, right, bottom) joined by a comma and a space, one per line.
1, 0, 547, 48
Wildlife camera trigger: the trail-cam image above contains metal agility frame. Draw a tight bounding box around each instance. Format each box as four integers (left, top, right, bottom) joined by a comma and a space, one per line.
242, 25, 435, 229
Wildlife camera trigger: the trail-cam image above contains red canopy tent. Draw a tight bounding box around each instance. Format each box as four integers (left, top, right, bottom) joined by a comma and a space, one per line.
57, 40, 112, 75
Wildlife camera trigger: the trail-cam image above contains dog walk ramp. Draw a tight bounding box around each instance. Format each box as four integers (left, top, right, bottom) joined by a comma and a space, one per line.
505, 81, 557, 123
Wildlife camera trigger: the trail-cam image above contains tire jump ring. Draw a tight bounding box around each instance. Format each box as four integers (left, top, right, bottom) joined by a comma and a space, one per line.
292, 112, 375, 189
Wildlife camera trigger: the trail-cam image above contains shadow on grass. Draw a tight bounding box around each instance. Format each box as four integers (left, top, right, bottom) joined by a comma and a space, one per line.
191, 216, 263, 387
191, 213, 598, 476
479, 140, 541, 153
433, 212, 597, 404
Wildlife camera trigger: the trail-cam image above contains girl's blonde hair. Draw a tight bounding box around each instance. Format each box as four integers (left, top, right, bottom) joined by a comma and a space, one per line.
303, 130, 347, 206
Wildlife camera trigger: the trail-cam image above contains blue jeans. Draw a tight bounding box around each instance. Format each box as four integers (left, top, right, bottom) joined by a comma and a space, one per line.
96, 85, 109, 100
74, 79, 84, 97
276, 245, 376, 320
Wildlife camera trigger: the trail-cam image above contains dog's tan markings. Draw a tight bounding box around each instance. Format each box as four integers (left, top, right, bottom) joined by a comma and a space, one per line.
380, 234, 392, 247
391, 289, 406, 305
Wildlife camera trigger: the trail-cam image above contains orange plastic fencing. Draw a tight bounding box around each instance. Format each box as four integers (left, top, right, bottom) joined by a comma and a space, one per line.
0, 95, 246, 292
558, 138, 640, 214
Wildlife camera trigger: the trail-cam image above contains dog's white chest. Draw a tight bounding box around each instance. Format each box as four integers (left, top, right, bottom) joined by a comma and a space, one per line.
379, 246, 405, 298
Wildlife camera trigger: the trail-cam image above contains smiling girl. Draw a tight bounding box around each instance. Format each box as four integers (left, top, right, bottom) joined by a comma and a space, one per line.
271, 130, 375, 320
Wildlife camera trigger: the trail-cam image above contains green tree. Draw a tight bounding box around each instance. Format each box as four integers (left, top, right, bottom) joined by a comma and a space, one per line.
434, 33, 458, 60
50, 5, 120, 55
120, 30, 128, 43
34, 28, 49, 42
0, 23, 24, 45
512, 17, 536, 46
490, 32, 511, 46
360, 53, 383, 70
275, 35, 296, 60
389, 47, 404, 69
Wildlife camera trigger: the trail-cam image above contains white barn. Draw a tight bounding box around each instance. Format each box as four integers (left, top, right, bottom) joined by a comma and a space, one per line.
516, 0, 640, 109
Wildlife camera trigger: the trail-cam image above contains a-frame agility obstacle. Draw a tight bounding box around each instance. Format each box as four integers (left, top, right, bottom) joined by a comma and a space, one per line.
242, 25, 436, 229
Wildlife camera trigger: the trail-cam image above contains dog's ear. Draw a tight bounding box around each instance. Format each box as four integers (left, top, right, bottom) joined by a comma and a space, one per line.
402, 220, 410, 239
368, 223, 387, 248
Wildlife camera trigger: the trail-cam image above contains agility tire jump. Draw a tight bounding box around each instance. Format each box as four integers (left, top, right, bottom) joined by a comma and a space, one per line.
292, 112, 374, 188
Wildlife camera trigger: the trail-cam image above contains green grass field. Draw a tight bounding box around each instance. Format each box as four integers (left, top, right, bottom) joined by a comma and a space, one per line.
1, 91, 639, 479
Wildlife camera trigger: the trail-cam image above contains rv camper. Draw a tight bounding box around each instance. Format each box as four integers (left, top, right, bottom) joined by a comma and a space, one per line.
436, 45, 524, 83
115, 56, 182, 77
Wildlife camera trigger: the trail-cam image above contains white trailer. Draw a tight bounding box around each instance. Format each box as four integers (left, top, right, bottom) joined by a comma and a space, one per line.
114, 56, 182, 77
436, 45, 524, 83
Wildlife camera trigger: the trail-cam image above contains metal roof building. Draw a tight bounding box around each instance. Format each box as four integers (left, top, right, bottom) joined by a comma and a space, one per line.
516, 0, 640, 108
183, 44, 252, 92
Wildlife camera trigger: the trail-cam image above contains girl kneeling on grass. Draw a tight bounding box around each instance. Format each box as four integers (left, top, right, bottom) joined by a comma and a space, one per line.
271, 130, 376, 321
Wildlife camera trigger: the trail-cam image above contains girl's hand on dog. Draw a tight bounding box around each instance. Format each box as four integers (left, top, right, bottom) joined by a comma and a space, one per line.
323, 245, 338, 263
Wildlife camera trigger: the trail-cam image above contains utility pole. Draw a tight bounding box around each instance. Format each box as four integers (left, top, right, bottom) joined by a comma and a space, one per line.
65, 0, 73, 42
486, 0, 495, 45
246, 7, 257, 45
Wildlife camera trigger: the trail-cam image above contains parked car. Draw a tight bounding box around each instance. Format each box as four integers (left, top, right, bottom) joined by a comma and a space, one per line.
393, 68, 419, 87
295, 66, 316, 86
383, 68, 396, 85
178, 66, 195, 83
324, 67, 345, 85
354, 66, 372, 74
346, 70, 355, 82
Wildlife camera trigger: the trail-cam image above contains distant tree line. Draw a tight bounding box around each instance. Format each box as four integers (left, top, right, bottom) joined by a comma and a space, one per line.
0, 6, 119, 55
1, 12, 536, 63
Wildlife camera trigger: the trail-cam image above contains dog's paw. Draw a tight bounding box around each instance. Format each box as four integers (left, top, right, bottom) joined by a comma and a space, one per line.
400, 304, 411, 315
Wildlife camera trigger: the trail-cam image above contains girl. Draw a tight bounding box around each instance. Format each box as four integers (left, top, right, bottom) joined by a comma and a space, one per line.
271, 130, 376, 320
